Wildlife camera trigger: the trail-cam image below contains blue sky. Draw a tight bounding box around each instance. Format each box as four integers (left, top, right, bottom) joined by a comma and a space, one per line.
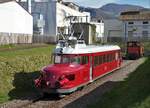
64, 0, 150, 8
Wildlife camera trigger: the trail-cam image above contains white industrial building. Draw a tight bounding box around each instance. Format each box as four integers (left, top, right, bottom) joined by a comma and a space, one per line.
120, 10, 150, 41
0, 0, 33, 45
104, 19, 123, 42
103, 10, 150, 42
91, 21, 104, 42
20, 0, 91, 42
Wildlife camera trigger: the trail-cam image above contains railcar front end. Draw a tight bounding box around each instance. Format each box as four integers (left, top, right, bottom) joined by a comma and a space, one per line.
34, 54, 90, 94
126, 41, 144, 59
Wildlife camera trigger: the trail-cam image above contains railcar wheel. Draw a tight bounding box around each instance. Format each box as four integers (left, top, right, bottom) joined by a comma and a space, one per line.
42, 92, 50, 98
78, 86, 84, 91
59, 94, 66, 98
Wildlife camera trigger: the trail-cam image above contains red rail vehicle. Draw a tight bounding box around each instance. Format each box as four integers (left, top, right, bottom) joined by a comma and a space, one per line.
126, 41, 144, 59
34, 39, 122, 95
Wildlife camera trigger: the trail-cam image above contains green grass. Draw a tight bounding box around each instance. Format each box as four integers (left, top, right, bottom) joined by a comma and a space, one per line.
0, 45, 55, 104
0, 44, 49, 52
0, 46, 53, 60
143, 42, 150, 53
89, 57, 150, 108
0, 44, 15, 49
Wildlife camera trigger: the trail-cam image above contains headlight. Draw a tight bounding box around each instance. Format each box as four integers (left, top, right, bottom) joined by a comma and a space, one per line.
59, 74, 75, 81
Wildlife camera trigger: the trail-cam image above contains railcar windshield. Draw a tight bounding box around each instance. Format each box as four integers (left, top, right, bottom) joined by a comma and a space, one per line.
54, 55, 81, 64
53, 54, 88, 65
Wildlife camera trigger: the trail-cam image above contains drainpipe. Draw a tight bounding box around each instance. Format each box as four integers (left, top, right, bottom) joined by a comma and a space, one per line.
27, 0, 32, 14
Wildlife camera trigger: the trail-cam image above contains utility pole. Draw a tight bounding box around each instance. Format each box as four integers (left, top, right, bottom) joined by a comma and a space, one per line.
149, 0, 150, 8
124, 21, 127, 54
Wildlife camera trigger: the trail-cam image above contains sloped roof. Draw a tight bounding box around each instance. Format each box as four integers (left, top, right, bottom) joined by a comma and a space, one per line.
0, 0, 15, 3
120, 10, 150, 21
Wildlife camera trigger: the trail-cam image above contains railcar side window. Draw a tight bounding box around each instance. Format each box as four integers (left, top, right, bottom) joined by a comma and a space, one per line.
99, 56, 103, 64
103, 55, 106, 62
112, 53, 115, 60
104, 55, 107, 63
94, 56, 98, 66
110, 54, 112, 62
54, 55, 82, 64
128, 43, 133, 47
115, 53, 118, 60
55, 55, 61, 64
108, 54, 110, 62
118, 52, 121, 59
105, 55, 108, 62
107, 54, 110, 62
102, 55, 104, 63
94, 55, 103, 67
112, 54, 114, 61
62, 56, 70, 63
70, 56, 80, 64
81, 56, 88, 64
94, 53, 117, 67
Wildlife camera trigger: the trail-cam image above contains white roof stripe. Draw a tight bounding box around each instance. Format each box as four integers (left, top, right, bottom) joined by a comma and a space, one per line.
62, 45, 120, 54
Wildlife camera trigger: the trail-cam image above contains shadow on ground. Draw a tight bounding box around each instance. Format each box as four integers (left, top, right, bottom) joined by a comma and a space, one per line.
64, 57, 150, 108
8, 71, 41, 101
8, 71, 61, 101
64, 81, 120, 108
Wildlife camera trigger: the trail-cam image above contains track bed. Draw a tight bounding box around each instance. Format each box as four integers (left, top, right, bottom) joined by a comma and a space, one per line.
0, 58, 145, 108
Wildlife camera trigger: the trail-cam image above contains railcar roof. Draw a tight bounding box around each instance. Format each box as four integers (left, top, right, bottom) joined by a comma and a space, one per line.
62, 45, 120, 54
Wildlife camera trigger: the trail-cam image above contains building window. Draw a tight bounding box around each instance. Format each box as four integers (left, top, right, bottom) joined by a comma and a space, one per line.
98, 20, 101, 23
143, 25, 148, 29
143, 21, 149, 24
142, 31, 148, 37
128, 25, 133, 29
128, 22, 134, 24
128, 31, 133, 37
143, 21, 149, 29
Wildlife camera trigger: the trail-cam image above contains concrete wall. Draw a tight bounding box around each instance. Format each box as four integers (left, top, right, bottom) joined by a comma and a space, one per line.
0, 1, 33, 35
32, 34, 56, 43
47, 0, 57, 41
104, 19, 123, 42
90, 22, 104, 41
0, 33, 32, 45
73, 23, 95, 44
20, 2, 53, 36
124, 20, 150, 38
104, 19, 123, 37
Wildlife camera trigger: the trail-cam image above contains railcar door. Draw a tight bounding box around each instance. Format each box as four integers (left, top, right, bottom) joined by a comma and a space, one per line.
80, 56, 90, 83
89, 56, 93, 82
92, 54, 107, 79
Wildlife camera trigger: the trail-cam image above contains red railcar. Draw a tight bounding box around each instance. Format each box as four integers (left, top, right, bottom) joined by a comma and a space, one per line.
126, 41, 144, 59
35, 40, 122, 95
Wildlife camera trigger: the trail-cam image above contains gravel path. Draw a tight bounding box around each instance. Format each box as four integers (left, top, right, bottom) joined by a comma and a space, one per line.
0, 58, 145, 108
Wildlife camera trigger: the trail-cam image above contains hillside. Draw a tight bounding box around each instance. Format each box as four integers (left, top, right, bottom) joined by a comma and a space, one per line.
80, 7, 116, 20
101, 3, 144, 15
80, 3, 145, 20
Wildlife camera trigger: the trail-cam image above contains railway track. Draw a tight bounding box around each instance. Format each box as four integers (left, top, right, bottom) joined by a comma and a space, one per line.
0, 58, 145, 108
